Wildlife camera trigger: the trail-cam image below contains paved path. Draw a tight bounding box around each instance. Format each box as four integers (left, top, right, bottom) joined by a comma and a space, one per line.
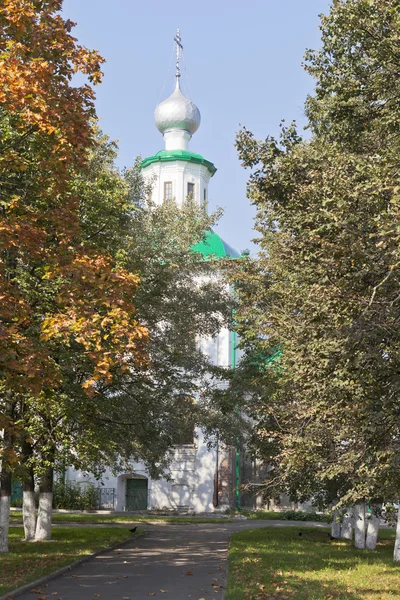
14, 520, 327, 600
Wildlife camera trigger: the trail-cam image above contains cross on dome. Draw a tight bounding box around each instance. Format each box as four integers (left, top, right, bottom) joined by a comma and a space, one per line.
174, 28, 183, 79
154, 29, 201, 149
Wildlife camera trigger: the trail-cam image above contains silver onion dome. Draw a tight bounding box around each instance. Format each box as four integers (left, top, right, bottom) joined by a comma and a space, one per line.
154, 79, 201, 136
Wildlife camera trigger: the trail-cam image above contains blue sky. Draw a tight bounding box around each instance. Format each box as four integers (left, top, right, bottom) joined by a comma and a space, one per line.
62, 0, 331, 254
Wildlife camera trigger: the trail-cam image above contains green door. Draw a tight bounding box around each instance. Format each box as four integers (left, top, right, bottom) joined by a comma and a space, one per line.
126, 478, 148, 511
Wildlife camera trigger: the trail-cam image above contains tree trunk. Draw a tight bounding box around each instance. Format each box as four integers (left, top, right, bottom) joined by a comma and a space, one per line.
0, 467, 11, 553
35, 465, 53, 541
331, 510, 341, 539
341, 508, 353, 540
22, 467, 36, 540
393, 505, 400, 562
354, 502, 366, 549
0, 391, 16, 553
366, 514, 380, 550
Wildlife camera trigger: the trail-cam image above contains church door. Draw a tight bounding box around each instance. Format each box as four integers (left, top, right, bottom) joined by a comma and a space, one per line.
126, 478, 148, 511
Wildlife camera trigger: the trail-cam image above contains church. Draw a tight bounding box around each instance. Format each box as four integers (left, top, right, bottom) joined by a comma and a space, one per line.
66, 31, 243, 513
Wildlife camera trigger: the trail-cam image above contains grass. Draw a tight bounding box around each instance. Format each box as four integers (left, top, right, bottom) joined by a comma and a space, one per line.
9, 511, 232, 524
0, 526, 136, 595
226, 526, 400, 600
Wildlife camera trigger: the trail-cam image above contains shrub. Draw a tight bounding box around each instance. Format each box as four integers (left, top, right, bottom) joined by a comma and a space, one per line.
53, 481, 101, 510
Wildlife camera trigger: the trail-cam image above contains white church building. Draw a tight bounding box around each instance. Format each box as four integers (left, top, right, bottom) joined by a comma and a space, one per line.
66, 31, 243, 513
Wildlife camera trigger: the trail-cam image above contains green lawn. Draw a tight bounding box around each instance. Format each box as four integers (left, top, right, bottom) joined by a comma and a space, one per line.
0, 526, 135, 595
226, 526, 400, 600
9, 511, 232, 524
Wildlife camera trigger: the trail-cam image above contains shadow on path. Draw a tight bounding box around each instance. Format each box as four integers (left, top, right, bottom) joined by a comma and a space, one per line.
13, 521, 328, 600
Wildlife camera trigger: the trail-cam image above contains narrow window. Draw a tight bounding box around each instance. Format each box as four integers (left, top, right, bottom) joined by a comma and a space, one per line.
187, 182, 195, 198
164, 181, 172, 201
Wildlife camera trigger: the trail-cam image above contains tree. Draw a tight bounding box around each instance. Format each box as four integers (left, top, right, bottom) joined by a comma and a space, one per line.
0, 0, 243, 552
0, 1, 147, 550
233, 0, 400, 559
23, 137, 239, 487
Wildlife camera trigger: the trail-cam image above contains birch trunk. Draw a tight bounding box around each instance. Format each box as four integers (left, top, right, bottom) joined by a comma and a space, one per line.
331, 510, 341, 539
393, 505, 400, 562
0, 392, 15, 553
366, 514, 380, 550
354, 502, 366, 549
35, 465, 53, 541
22, 468, 36, 540
341, 508, 353, 540
0, 468, 11, 553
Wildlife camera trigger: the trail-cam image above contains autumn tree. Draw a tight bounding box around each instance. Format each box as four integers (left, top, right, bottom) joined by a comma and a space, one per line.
0, 0, 243, 553
233, 0, 400, 559
0, 0, 147, 550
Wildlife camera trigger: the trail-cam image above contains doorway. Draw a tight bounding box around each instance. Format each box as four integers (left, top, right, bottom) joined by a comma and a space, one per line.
125, 478, 148, 511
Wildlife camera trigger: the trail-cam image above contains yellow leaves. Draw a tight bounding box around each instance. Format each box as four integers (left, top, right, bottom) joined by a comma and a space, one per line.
39, 248, 148, 396
0, 0, 105, 177
82, 379, 98, 397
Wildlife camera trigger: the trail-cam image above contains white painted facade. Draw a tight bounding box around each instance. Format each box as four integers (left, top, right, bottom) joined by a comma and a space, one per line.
66, 429, 224, 513
141, 159, 212, 208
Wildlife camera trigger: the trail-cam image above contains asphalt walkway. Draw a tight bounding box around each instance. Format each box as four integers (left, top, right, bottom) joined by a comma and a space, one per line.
14, 520, 327, 600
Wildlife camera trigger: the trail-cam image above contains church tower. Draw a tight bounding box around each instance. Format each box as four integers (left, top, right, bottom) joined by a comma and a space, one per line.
141, 30, 216, 207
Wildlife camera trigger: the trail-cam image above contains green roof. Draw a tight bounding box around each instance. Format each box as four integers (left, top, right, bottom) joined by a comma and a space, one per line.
191, 229, 241, 259
140, 150, 217, 176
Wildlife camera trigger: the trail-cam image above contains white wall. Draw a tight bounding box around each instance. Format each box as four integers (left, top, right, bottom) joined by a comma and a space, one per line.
142, 160, 212, 207
66, 429, 217, 513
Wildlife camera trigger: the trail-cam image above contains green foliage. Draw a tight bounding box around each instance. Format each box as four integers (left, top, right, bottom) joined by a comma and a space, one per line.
250, 510, 327, 522
7, 130, 242, 485
52, 481, 101, 511
225, 508, 328, 521
232, 0, 400, 509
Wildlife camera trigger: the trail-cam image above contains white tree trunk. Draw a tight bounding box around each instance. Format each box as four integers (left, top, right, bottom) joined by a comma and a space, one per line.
331, 510, 341, 538
341, 508, 353, 540
354, 502, 366, 549
366, 514, 380, 550
22, 444, 36, 540
393, 505, 400, 562
23, 488, 36, 540
0, 493, 10, 553
35, 492, 53, 540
